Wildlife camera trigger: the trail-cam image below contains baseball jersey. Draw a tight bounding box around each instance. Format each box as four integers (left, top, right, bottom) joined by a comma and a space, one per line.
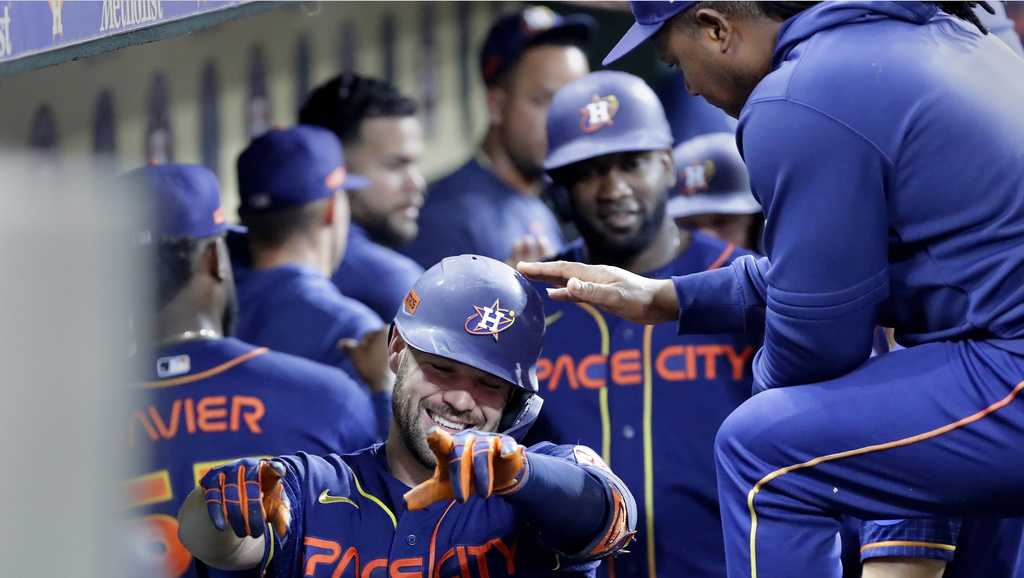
401, 158, 564, 269
264, 443, 617, 578
525, 232, 760, 578
128, 337, 378, 578
331, 223, 424, 321
235, 264, 383, 369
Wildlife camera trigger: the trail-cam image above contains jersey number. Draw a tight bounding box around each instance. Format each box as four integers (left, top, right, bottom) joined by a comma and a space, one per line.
127, 458, 267, 577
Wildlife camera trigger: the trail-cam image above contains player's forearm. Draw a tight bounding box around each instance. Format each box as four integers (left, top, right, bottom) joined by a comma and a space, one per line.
675, 254, 768, 336
504, 452, 632, 558
177, 487, 264, 570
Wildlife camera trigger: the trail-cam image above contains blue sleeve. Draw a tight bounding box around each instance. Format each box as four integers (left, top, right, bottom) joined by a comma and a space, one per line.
508, 443, 636, 562
675, 101, 890, 389
860, 518, 961, 562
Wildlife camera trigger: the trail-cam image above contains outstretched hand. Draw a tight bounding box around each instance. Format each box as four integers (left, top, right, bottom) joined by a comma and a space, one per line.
517, 260, 679, 325
404, 428, 528, 511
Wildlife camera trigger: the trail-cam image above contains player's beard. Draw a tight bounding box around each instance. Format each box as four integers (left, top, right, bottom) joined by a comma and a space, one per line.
576, 195, 668, 267
391, 353, 438, 470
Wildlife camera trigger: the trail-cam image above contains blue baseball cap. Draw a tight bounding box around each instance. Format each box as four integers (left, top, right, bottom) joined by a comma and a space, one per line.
128, 164, 244, 239
545, 70, 672, 171
236, 125, 368, 216
669, 132, 760, 218
481, 6, 595, 86
602, 1, 696, 65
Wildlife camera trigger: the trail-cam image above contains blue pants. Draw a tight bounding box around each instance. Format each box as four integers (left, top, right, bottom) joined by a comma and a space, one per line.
714, 340, 1024, 578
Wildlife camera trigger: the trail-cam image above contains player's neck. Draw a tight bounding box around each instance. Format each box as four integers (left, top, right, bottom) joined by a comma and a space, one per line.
479, 132, 542, 197
250, 237, 331, 277
589, 219, 688, 274
156, 305, 223, 346
385, 430, 433, 488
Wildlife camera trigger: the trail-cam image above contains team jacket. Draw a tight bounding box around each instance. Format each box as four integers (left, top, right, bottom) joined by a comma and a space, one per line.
526, 233, 760, 578
128, 338, 377, 578
332, 223, 424, 321
401, 158, 564, 269
265, 443, 627, 578
671, 1, 1024, 391
236, 264, 383, 369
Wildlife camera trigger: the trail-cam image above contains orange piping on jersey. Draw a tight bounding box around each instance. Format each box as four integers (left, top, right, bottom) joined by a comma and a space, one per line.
428, 500, 457, 578
143, 347, 269, 388
860, 540, 956, 554
706, 242, 736, 272
747, 379, 1024, 578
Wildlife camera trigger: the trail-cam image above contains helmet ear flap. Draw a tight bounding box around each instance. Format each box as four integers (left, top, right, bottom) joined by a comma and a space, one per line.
500, 391, 544, 441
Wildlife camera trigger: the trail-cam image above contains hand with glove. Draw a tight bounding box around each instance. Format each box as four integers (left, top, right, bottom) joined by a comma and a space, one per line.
404, 428, 529, 510
199, 458, 291, 539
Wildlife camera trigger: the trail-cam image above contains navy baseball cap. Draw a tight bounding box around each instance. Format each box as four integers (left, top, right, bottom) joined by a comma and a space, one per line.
236, 125, 368, 216
603, 1, 696, 65
545, 70, 672, 171
481, 6, 596, 86
669, 132, 760, 218
128, 164, 244, 239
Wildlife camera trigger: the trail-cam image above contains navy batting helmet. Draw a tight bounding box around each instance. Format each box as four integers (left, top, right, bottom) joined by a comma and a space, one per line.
544, 70, 673, 171
669, 132, 760, 219
392, 254, 546, 440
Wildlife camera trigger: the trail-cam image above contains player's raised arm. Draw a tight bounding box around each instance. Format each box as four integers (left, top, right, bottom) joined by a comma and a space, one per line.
516, 260, 680, 325
178, 459, 291, 571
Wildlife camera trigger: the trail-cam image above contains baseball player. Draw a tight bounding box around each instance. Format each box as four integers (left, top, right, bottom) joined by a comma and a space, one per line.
126, 164, 377, 578
401, 7, 592, 269
670, 132, 762, 251
299, 73, 427, 320
232, 126, 393, 434
524, 70, 761, 578
518, 2, 1024, 578
176, 255, 638, 578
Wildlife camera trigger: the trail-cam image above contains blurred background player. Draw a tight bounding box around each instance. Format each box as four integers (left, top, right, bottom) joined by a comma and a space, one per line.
127, 164, 377, 578
527, 70, 761, 578
178, 255, 637, 578
299, 73, 427, 320
402, 6, 593, 269
232, 125, 393, 433
670, 132, 762, 251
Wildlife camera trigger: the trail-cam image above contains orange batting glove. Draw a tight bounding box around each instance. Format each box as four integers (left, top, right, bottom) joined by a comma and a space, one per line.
404, 428, 528, 510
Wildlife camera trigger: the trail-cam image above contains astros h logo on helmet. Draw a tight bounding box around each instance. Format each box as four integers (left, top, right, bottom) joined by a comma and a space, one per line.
580, 94, 619, 133
465, 299, 517, 341
681, 160, 716, 195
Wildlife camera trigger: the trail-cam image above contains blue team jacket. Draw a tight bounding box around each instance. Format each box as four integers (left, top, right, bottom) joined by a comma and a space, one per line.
401, 158, 565, 269
129, 338, 377, 578
235, 264, 383, 369
331, 223, 424, 321
672, 1, 1024, 390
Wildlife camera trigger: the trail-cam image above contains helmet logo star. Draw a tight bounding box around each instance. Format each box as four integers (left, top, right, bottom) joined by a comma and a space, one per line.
464, 298, 517, 341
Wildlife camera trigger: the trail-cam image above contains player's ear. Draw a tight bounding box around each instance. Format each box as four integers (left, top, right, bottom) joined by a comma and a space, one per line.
322, 196, 336, 226
693, 7, 733, 52
387, 327, 405, 374
657, 149, 677, 189
200, 238, 228, 281
485, 85, 506, 127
